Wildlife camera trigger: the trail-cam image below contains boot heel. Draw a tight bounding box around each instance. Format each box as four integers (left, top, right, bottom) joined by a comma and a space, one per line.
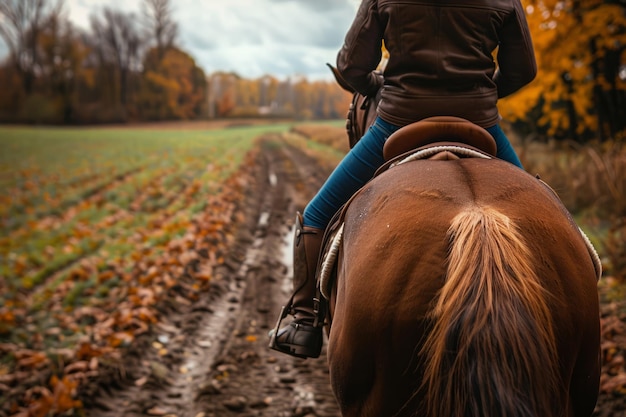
289, 342, 322, 359
269, 322, 323, 359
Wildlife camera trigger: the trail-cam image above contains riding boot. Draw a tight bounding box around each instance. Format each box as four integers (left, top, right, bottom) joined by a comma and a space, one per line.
269, 213, 324, 358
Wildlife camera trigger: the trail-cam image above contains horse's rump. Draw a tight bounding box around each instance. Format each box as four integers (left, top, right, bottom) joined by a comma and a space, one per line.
327, 158, 601, 417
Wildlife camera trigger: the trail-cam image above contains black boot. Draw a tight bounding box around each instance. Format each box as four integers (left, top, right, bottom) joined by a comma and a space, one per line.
269, 213, 324, 358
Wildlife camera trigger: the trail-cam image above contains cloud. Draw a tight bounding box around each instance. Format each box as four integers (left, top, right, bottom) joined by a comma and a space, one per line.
195, 43, 340, 80
175, 0, 357, 78
269, 0, 357, 12
65, 0, 141, 29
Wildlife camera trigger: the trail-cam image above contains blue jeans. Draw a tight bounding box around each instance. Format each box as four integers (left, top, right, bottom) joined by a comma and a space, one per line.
303, 117, 523, 229
486, 124, 524, 169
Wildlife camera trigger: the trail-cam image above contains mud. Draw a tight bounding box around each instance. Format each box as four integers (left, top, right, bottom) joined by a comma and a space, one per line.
79, 133, 626, 417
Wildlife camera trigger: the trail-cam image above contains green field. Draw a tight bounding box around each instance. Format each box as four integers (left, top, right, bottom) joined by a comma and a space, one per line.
2, 125, 292, 284
0, 122, 324, 413
0, 123, 308, 353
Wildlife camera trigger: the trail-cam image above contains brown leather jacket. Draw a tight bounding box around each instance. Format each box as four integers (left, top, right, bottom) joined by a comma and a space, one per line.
336, 0, 537, 128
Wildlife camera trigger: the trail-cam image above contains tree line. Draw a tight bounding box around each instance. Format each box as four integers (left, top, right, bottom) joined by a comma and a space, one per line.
0, 0, 623, 141
207, 73, 351, 120
0, 0, 351, 125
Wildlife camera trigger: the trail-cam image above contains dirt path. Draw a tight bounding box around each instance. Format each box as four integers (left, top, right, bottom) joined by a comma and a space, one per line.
80, 134, 341, 417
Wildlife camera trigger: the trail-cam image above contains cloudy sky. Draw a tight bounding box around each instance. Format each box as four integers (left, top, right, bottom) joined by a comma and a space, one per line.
0, 0, 361, 80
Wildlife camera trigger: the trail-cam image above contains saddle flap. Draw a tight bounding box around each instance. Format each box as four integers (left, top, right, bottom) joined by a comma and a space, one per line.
383, 116, 497, 162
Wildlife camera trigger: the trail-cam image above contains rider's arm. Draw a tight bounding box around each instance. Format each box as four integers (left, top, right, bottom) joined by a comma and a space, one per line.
493, 0, 537, 98
336, 0, 383, 97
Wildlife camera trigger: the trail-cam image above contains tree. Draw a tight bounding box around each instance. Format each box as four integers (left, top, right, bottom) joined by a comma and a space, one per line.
0, 0, 64, 93
138, 47, 206, 120
89, 8, 143, 109
142, 0, 177, 60
499, 0, 626, 141
35, 11, 89, 123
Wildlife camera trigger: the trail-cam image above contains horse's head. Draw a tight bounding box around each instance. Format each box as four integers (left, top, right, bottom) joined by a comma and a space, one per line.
327, 63, 381, 148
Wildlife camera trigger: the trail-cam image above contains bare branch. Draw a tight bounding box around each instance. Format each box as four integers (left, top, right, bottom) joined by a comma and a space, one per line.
89, 7, 143, 104
0, 0, 64, 91
142, 0, 177, 56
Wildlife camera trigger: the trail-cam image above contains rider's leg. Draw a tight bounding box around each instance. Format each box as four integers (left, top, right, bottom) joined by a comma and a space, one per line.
270, 117, 400, 358
269, 213, 324, 358
304, 117, 400, 229
486, 124, 524, 169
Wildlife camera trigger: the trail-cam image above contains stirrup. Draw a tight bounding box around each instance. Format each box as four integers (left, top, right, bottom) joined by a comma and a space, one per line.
268, 306, 322, 359
268, 306, 289, 351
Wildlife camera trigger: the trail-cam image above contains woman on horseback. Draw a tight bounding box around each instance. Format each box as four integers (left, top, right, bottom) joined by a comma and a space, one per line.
270, 0, 537, 359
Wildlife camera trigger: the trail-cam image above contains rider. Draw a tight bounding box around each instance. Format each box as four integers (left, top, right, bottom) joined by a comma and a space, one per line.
270, 0, 537, 359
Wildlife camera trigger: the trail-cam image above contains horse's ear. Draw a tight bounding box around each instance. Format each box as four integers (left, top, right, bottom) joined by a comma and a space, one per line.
327, 63, 355, 93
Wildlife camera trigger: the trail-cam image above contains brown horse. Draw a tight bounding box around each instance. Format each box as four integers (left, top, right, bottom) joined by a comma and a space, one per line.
319, 95, 602, 416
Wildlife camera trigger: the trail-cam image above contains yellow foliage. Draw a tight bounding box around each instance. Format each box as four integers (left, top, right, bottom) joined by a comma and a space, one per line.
139, 47, 206, 120
503, 0, 626, 138
499, 83, 541, 121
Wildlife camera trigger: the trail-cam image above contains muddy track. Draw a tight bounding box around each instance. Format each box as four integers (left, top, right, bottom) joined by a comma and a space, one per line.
80, 134, 341, 417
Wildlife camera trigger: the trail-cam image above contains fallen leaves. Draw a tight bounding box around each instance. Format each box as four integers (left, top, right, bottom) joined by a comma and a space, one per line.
600, 304, 626, 395
0, 147, 257, 416
21, 376, 82, 417
14, 351, 50, 371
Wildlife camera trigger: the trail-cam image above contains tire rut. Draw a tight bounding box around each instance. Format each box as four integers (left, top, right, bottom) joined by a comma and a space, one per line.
81, 134, 341, 417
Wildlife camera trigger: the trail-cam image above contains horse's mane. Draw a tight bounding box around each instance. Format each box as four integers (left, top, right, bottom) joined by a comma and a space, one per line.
420, 205, 560, 417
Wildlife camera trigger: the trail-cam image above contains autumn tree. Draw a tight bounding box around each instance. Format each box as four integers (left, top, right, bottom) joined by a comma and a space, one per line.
207, 72, 239, 118
89, 8, 143, 115
141, 0, 177, 60
0, 0, 64, 94
499, 0, 626, 141
0, 0, 92, 123
0, 63, 22, 122
258, 75, 279, 109
138, 47, 207, 120
205, 72, 352, 120
0, 1, 353, 124
33, 12, 89, 123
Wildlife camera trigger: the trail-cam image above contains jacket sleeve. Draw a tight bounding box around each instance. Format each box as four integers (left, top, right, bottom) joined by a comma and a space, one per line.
493, 0, 537, 98
336, 0, 384, 97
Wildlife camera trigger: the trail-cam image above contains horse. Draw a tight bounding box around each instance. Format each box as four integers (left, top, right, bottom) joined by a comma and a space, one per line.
321, 69, 602, 417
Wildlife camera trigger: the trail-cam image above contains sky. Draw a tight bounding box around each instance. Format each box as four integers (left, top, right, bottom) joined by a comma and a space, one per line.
0, 0, 361, 80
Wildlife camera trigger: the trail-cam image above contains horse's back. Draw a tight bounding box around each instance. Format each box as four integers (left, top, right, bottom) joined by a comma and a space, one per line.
328, 158, 600, 417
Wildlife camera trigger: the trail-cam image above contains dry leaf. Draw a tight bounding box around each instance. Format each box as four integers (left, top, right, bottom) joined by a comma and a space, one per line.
146, 406, 168, 416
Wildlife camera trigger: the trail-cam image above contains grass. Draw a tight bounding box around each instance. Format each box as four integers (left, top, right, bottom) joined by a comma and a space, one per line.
0, 123, 295, 292
516, 136, 626, 284
0, 125, 294, 226
1, 122, 311, 355
3, 121, 353, 416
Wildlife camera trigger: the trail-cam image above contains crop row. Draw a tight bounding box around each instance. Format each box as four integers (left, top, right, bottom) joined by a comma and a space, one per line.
0, 124, 307, 415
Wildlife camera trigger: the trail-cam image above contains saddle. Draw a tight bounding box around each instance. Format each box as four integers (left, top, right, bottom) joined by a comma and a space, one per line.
383, 116, 497, 161
313, 117, 497, 314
